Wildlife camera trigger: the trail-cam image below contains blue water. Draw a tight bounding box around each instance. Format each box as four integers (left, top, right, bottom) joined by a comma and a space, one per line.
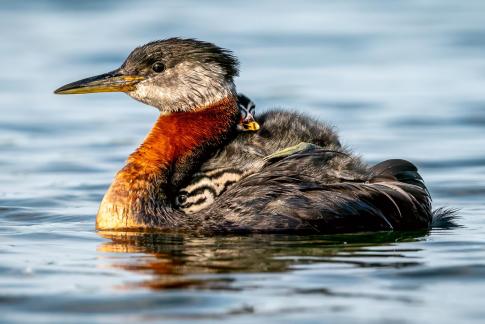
1, 0, 485, 323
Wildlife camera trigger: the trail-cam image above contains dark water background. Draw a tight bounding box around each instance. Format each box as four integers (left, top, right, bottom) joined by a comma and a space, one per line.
1, 1, 485, 323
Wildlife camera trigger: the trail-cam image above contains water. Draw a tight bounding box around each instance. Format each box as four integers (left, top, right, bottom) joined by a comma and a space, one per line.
1, 0, 485, 323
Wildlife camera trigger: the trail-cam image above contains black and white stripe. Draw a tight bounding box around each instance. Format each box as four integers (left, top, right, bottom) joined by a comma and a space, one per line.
176, 94, 258, 214
176, 168, 244, 214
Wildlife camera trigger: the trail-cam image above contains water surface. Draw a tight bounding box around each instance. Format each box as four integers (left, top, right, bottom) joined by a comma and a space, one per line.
1, 1, 485, 323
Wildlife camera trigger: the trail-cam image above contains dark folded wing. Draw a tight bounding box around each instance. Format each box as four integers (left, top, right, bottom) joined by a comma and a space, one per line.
199, 150, 433, 234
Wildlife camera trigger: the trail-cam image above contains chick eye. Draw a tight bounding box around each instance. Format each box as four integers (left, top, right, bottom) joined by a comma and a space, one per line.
152, 62, 165, 73
176, 192, 188, 206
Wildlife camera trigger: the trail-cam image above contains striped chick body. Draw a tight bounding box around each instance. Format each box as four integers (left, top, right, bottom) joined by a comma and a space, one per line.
176, 94, 259, 214
176, 168, 244, 214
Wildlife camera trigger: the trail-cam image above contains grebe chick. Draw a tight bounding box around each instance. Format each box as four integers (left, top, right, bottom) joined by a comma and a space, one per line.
176, 93, 260, 213
236, 93, 259, 132
55, 38, 444, 234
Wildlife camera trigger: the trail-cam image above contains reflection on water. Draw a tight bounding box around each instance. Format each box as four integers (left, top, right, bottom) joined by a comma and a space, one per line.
1, 0, 485, 323
99, 231, 426, 291
89, 231, 431, 320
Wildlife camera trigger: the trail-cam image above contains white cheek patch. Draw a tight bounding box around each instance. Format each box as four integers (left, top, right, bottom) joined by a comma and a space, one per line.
128, 80, 165, 109
131, 81, 151, 99
127, 62, 236, 112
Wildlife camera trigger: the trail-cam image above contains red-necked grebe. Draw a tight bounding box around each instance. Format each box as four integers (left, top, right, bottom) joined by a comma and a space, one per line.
55, 37, 438, 234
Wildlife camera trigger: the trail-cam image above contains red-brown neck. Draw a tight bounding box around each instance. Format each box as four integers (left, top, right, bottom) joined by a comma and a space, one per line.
96, 96, 239, 230
129, 96, 238, 170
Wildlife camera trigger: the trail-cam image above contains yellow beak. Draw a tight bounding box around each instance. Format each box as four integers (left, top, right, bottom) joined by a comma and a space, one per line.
241, 120, 260, 132
54, 70, 144, 95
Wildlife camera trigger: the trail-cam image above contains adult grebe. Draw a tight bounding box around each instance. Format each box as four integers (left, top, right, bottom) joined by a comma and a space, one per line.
55, 38, 440, 234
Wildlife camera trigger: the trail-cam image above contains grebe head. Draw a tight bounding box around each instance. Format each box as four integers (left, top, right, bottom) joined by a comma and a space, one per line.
236, 94, 259, 131
55, 38, 239, 112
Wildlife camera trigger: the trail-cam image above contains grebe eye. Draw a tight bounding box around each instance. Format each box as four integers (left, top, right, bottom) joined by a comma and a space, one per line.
176, 193, 188, 206
152, 62, 165, 73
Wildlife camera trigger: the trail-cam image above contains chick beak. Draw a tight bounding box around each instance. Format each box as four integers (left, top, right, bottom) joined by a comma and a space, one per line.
239, 114, 260, 132
54, 69, 144, 95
